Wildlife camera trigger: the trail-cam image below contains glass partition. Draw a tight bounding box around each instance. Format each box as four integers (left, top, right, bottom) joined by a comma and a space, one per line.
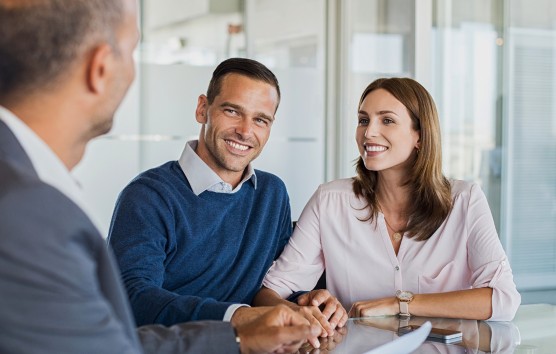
338, 0, 416, 178
502, 0, 556, 290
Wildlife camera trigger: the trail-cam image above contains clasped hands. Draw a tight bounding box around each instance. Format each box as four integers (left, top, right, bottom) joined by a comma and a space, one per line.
230, 292, 400, 353
295, 292, 400, 349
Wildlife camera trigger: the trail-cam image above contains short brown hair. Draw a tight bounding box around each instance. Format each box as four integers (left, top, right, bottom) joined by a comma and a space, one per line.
0, 0, 124, 101
352, 77, 452, 241
206, 57, 281, 111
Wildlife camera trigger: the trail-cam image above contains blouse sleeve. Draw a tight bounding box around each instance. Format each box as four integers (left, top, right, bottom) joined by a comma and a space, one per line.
466, 183, 521, 321
262, 186, 325, 298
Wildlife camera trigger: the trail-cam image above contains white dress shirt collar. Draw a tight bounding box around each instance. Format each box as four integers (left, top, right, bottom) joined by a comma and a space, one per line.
178, 140, 257, 196
0, 105, 102, 233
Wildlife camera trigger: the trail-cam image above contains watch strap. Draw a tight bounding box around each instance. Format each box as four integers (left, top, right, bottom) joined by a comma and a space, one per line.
399, 300, 410, 316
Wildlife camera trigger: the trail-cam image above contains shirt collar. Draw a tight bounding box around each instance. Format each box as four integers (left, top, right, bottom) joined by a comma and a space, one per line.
178, 140, 257, 196
0, 105, 103, 234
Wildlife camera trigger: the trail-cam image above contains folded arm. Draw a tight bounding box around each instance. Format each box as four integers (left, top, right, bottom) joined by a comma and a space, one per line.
350, 287, 493, 320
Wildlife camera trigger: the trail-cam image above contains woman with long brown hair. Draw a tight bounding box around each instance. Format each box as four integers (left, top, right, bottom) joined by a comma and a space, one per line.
254, 77, 520, 326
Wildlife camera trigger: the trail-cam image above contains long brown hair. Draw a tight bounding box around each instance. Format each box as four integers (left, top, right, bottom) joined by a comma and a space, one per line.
352, 78, 452, 241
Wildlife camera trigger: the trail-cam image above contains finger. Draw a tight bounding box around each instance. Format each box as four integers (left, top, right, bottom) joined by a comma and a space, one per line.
337, 311, 349, 327
309, 290, 331, 307
304, 323, 321, 349
310, 308, 334, 336
359, 304, 380, 317
320, 299, 339, 319
308, 335, 320, 349
359, 306, 372, 317
328, 306, 347, 329
297, 293, 310, 306
310, 314, 329, 337
278, 305, 311, 326
275, 325, 315, 346
299, 308, 328, 338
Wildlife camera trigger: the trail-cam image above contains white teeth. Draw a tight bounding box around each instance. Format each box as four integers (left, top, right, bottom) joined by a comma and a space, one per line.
365, 145, 387, 152
226, 140, 249, 151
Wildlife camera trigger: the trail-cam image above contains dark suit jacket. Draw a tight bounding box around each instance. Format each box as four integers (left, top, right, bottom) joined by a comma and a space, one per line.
0, 120, 238, 354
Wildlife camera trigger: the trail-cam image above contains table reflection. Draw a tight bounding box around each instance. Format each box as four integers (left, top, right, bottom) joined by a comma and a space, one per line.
297, 315, 520, 354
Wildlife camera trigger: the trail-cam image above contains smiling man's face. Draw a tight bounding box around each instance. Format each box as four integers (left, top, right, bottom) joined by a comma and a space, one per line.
195, 73, 279, 187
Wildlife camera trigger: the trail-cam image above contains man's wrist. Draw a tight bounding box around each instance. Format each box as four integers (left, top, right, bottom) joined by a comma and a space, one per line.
225, 303, 250, 322
233, 327, 242, 353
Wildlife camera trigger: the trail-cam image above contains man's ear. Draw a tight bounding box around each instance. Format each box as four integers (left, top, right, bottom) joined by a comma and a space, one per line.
86, 44, 113, 94
195, 95, 208, 124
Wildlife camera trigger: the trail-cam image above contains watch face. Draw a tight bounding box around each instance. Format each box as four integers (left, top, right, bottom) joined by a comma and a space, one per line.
397, 290, 414, 301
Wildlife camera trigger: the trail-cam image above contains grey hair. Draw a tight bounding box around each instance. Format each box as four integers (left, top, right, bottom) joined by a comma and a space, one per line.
0, 0, 124, 101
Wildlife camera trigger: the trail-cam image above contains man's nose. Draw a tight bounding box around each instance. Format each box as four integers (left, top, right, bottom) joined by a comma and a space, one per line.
236, 117, 253, 137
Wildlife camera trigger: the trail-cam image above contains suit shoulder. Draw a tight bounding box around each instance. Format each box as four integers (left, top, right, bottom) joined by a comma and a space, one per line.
0, 168, 100, 246
0, 160, 37, 196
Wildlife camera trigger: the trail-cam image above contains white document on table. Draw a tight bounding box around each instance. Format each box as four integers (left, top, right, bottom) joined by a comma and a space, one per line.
361, 321, 432, 354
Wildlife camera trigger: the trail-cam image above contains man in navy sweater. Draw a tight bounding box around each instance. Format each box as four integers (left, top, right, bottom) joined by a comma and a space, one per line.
109, 58, 296, 330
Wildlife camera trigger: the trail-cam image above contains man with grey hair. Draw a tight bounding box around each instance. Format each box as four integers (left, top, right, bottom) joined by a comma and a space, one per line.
0, 0, 317, 353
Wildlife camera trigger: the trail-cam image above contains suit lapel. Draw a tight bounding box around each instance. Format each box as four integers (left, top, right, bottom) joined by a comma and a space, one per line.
0, 120, 38, 178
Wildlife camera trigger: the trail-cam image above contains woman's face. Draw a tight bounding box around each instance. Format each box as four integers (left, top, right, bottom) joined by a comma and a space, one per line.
355, 88, 420, 172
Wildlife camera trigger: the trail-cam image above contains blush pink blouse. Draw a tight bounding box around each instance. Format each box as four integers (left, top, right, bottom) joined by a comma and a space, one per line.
262, 178, 521, 321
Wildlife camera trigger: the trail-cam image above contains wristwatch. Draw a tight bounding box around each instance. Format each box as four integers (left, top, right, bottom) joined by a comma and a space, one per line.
396, 290, 414, 317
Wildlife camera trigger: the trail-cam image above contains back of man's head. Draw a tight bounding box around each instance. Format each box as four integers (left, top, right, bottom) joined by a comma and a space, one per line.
0, 0, 124, 104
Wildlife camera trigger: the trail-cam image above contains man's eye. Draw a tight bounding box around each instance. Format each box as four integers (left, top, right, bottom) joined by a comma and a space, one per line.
255, 118, 268, 126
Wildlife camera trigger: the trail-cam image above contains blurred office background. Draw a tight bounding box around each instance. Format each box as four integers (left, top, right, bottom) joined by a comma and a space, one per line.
73, 0, 556, 304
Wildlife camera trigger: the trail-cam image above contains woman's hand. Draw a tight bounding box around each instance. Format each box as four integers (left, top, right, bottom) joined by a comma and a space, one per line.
297, 289, 348, 333
348, 297, 399, 318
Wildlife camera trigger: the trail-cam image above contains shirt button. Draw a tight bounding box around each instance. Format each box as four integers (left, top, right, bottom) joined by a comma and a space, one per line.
395, 266, 400, 271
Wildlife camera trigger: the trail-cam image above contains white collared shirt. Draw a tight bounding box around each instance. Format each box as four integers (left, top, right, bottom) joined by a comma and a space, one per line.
178, 140, 257, 195
0, 105, 102, 234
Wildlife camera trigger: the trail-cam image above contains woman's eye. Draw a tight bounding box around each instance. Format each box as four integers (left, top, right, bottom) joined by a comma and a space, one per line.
383, 118, 394, 124
358, 118, 369, 126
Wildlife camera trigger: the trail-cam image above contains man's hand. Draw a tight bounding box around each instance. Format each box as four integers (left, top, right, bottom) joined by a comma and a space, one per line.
297, 289, 348, 334
235, 305, 320, 354
298, 325, 348, 353
231, 306, 274, 327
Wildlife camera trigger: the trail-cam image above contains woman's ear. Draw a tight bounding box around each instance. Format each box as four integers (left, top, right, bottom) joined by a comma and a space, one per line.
414, 131, 421, 151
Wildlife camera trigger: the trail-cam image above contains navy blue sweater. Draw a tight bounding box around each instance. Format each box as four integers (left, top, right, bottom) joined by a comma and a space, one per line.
108, 161, 292, 326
